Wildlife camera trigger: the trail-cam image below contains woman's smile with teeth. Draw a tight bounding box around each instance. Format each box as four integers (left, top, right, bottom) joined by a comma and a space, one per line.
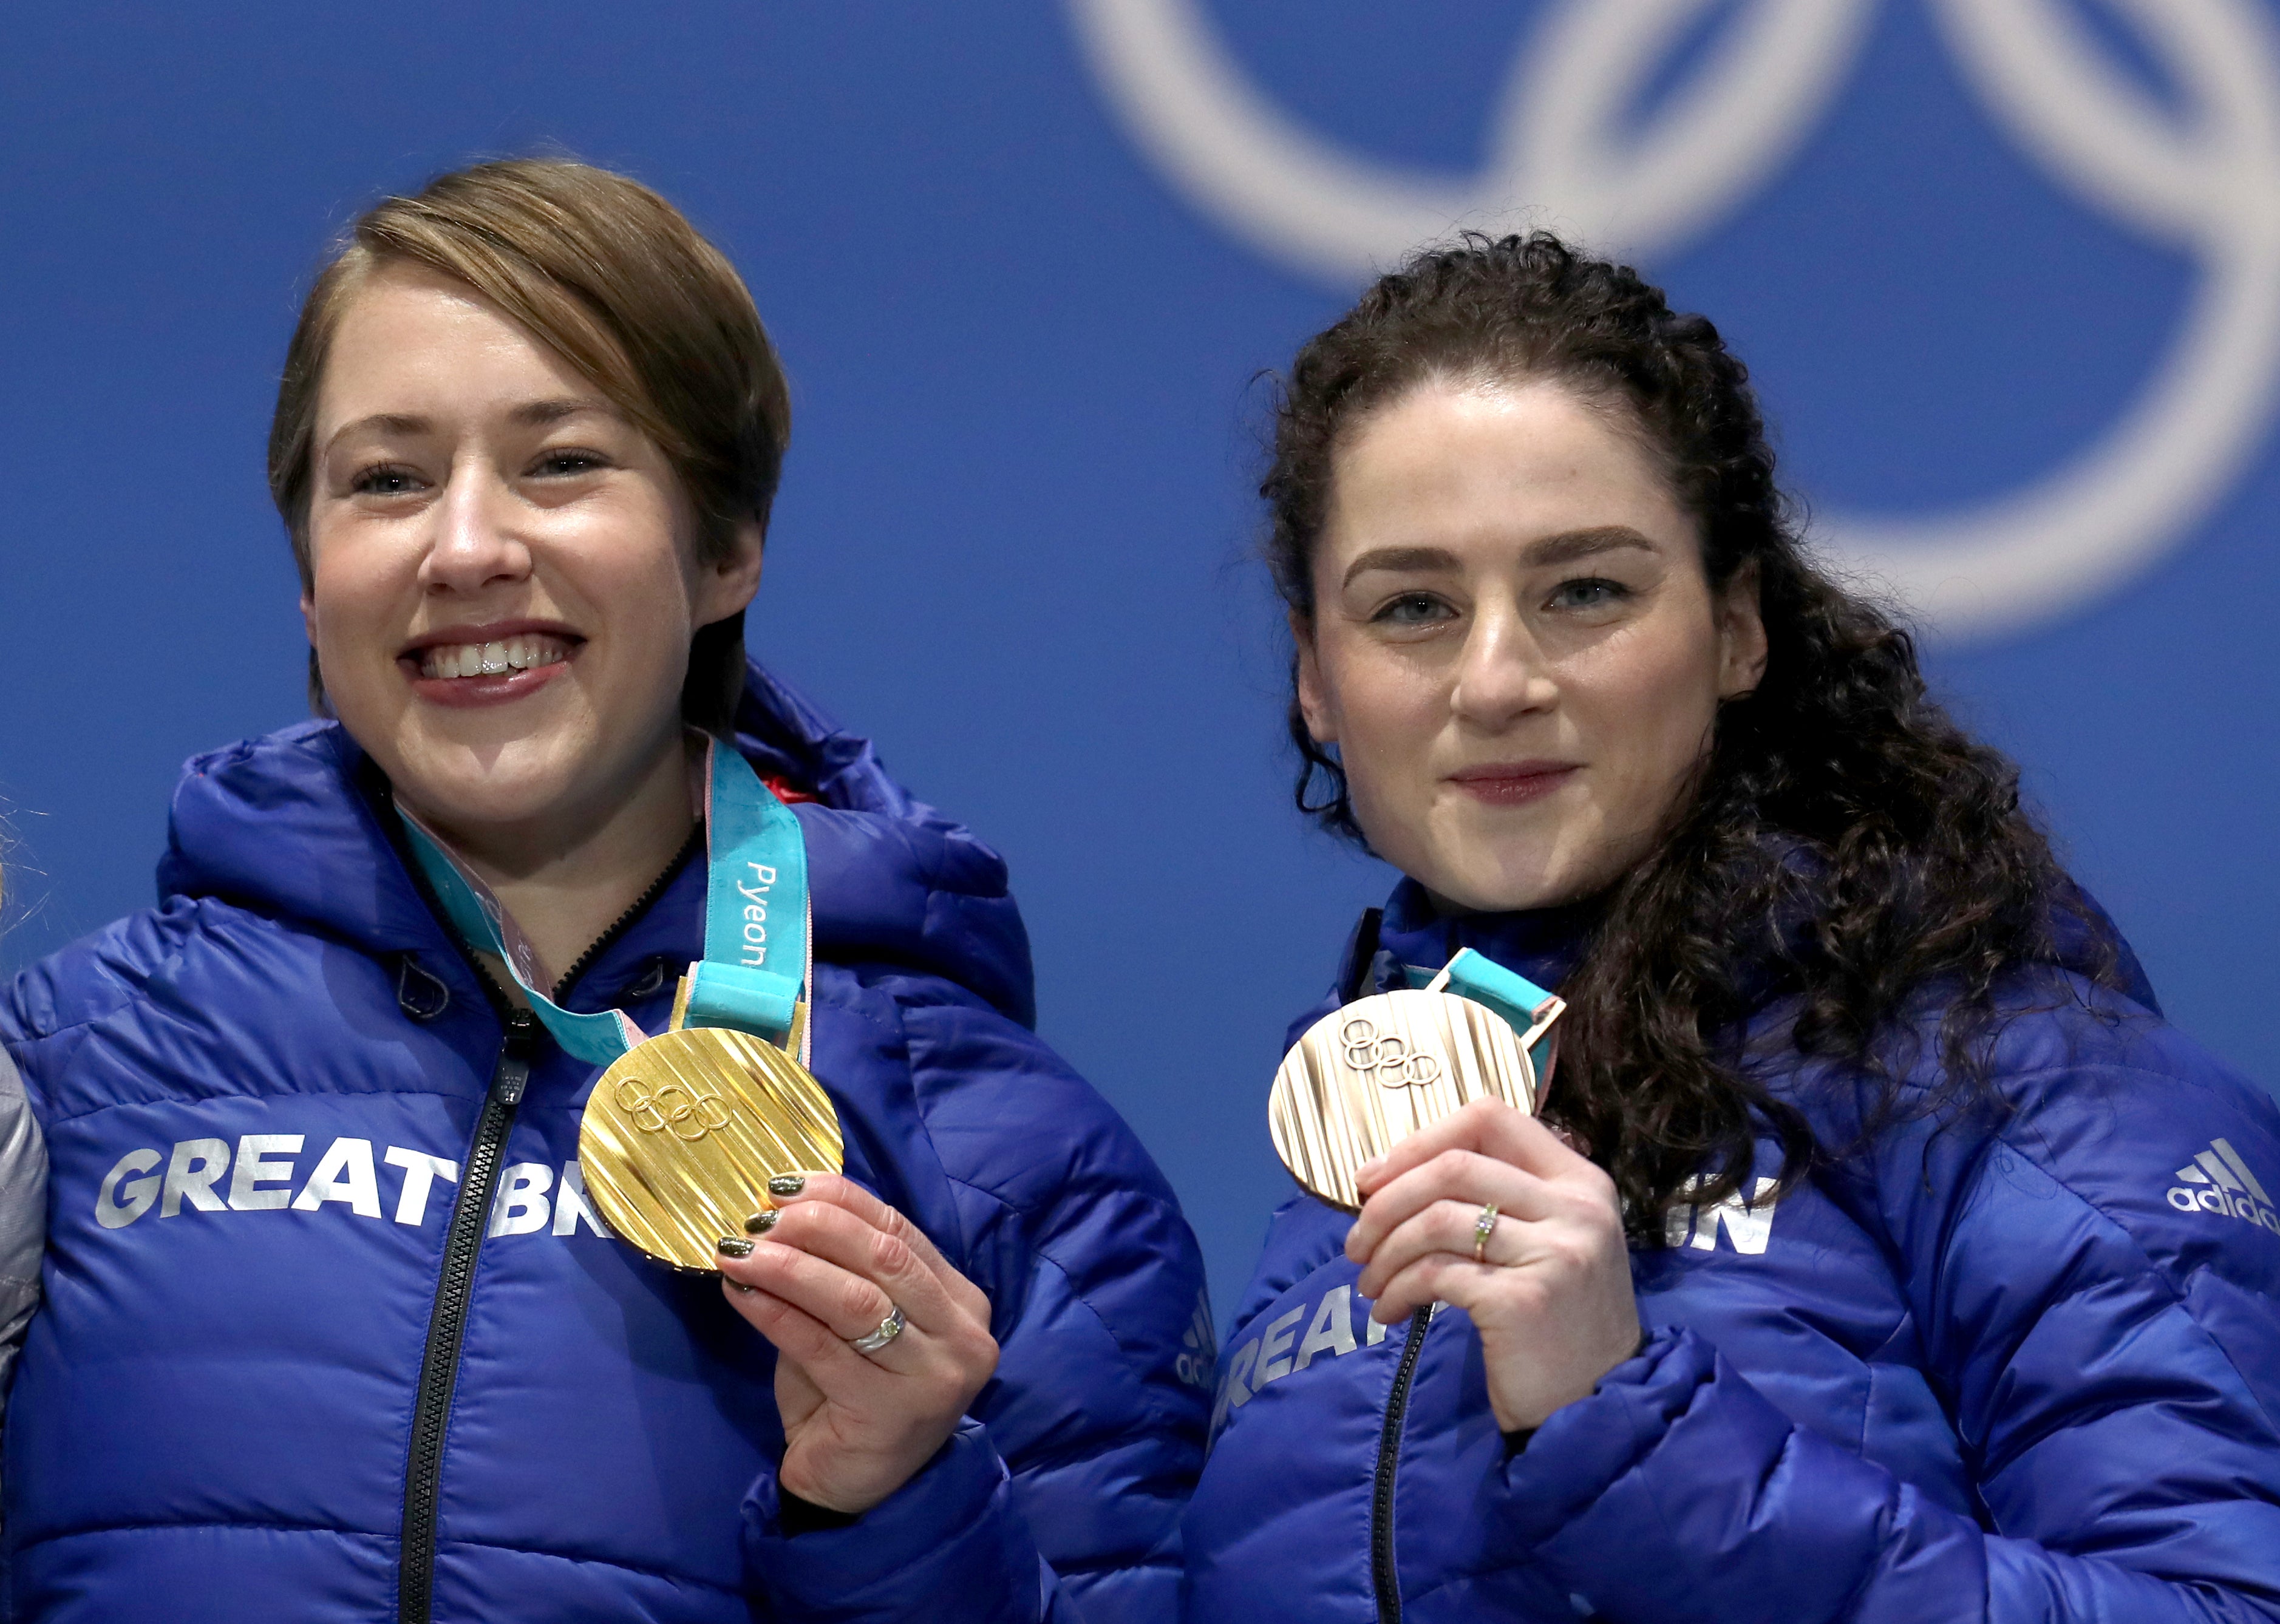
417, 633, 573, 680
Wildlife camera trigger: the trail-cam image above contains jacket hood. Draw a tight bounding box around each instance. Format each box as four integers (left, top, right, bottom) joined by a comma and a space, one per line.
155, 657, 1036, 1027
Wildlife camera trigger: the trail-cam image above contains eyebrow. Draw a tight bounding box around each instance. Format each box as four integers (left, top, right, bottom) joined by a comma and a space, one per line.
1526, 526, 1658, 566
509, 395, 620, 427
319, 396, 622, 458
322, 412, 429, 455
1339, 526, 1658, 589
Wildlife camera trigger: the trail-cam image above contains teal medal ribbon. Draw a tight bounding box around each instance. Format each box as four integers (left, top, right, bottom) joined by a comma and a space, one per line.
397, 737, 812, 1067
1418, 948, 1563, 1079
1267, 940, 1567, 1212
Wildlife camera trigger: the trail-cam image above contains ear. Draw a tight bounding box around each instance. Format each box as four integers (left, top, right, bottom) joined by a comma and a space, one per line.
696, 518, 767, 623
299, 588, 318, 644
1291, 610, 1338, 745
1715, 559, 1768, 701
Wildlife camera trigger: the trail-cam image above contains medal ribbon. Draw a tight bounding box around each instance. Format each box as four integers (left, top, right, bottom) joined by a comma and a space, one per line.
397, 738, 811, 1066
1416, 948, 1562, 1078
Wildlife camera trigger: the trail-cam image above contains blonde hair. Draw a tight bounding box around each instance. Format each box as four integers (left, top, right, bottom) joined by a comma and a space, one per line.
267, 158, 792, 729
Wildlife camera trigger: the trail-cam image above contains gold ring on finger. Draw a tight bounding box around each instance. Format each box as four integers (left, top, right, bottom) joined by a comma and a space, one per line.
1472, 1201, 1499, 1264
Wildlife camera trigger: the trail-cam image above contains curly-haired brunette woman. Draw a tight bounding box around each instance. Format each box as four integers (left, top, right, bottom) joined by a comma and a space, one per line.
1182, 233, 2280, 1623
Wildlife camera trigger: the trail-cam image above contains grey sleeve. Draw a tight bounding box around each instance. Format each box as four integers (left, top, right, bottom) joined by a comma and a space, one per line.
0, 1049, 46, 1402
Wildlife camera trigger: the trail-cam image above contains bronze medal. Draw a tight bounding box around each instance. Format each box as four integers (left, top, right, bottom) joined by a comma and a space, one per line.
1268, 987, 1560, 1212
577, 1012, 842, 1272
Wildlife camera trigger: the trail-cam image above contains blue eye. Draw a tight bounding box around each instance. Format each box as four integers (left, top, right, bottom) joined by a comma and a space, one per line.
351, 465, 421, 497
1549, 577, 1625, 611
1373, 593, 1452, 627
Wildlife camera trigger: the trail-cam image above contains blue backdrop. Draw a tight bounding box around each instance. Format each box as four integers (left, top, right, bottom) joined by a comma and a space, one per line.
4, 1, 2275, 1325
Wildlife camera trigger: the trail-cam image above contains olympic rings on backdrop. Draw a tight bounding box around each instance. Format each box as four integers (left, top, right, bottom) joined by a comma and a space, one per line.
1066, 0, 2280, 638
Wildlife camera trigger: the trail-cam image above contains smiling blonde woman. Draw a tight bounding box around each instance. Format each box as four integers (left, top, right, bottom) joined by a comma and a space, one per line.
0, 160, 1206, 1624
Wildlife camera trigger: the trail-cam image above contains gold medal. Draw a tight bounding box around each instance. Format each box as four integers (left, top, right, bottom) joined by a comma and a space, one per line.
400, 737, 840, 1273
577, 991, 842, 1271
1268, 985, 1562, 1212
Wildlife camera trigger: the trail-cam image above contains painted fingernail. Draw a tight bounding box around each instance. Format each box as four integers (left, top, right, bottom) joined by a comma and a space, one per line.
767, 1174, 806, 1198
745, 1211, 779, 1235
717, 1236, 755, 1259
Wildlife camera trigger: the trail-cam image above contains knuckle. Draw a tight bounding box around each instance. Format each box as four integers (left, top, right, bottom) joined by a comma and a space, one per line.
1506, 1282, 1551, 1319
735, 1287, 784, 1322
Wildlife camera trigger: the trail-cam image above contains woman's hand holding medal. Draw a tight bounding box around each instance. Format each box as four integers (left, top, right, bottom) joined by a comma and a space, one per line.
1344, 1098, 1639, 1434
718, 1175, 999, 1515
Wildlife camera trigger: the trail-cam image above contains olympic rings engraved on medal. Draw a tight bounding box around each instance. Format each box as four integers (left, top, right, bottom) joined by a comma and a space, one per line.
613, 1077, 735, 1142
1334, 1018, 1446, 1091
1065, 0, 2280, 639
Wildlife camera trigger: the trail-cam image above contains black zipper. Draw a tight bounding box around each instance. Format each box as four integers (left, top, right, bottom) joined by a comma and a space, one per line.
552, 823, 703, 1005
1370, 1305, 1437, 1624
375, 775, 692, 1619
397, 1008, 537, 1624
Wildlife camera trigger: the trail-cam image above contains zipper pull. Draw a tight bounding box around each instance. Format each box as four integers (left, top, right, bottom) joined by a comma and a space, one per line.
494, 1010, 537, 1106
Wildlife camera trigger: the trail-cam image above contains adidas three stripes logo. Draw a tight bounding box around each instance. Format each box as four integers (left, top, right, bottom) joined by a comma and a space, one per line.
2167, 1137, 2280, 1234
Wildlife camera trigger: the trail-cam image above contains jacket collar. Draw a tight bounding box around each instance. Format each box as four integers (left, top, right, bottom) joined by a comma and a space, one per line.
1332, 858, 2157, 1033
154, 659, 1038, 1027
1372, 877, 1598, 996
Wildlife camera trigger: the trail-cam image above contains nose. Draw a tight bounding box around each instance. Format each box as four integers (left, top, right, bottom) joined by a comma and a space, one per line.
1449, 602, 1556, 730
417, 458, 529, 596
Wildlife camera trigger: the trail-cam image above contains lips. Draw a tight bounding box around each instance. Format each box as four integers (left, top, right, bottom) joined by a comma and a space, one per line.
414, 631, 573, 681
1445, 763, 1579, 806
399, 622, 582, 709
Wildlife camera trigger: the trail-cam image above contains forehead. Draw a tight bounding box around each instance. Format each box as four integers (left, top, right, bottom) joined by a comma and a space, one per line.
316, 263, 597, 426
1322, 377, 1691, 557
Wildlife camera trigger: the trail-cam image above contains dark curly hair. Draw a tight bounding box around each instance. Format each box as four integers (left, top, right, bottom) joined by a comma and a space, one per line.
1267, 231, 2108, 1237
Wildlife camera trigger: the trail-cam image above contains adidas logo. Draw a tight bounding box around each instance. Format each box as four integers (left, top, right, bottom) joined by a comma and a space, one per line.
2166, 1138, 2280, 1236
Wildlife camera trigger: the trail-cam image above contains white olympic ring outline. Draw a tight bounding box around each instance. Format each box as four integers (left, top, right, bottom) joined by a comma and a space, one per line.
1336, 1018, 1446, 1090
1064, 0, 2280, 639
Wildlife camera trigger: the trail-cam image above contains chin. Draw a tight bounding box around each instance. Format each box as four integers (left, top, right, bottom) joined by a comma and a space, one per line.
1368, 805, 1577, 916
1428, 873, 1571, 916
387, 738, 589, 832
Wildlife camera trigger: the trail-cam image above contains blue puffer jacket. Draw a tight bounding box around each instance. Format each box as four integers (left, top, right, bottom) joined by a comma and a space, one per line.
1184, 881, 2280, 1623
1, 662, 1212, 1623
